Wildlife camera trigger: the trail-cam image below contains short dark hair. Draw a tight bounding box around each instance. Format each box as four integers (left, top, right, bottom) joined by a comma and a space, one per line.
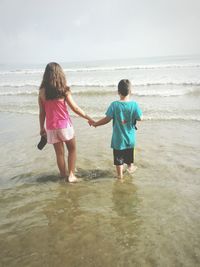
118, 79, 131, 96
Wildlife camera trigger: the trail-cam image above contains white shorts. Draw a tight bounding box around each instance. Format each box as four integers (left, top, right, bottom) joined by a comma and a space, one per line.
47, 126, 74, 144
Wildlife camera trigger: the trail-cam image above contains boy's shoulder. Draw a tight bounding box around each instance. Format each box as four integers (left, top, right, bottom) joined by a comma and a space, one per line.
111, 100, 119, 105
129, 100, 140, 107
110, 100, 138, 105
107, 100, 118, 108
108, 100, 140, 109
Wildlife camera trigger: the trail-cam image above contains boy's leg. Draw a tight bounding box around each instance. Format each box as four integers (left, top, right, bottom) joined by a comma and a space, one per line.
113, 149, 124, 179
53, 142, 66, 178
116, 165, 124, 179
126, 148, 137, 173
65, 137, 78, 182
127, 164, 137, 173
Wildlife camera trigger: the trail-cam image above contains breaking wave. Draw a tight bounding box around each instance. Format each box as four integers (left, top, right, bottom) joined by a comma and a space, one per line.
1, 63, 200, 75
0, 85, 199, 97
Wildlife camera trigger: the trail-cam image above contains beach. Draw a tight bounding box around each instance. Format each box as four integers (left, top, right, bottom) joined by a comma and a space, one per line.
0, 56, 200, 266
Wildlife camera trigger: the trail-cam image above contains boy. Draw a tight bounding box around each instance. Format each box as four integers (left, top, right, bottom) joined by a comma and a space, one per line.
90, 79, 142, 179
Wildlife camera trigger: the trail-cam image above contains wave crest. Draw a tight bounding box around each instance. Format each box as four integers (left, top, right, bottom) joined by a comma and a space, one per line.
1, 63, 200, 75
0, 81, 200, 89
0, 86, 199, 97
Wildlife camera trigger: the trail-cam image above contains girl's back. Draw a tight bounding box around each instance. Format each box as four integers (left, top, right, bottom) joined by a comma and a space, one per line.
44, 98, 72, 130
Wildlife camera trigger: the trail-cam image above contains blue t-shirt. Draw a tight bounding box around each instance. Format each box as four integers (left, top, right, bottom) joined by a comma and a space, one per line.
106, 100, 142, 150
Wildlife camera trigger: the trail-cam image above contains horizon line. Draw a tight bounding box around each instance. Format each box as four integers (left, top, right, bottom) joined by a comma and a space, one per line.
0, 53, 200, 66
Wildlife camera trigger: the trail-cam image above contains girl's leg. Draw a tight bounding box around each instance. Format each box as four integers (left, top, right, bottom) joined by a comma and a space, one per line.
65, 137, 78, 182
116, 165, 124, 179
53, 142, 66, 178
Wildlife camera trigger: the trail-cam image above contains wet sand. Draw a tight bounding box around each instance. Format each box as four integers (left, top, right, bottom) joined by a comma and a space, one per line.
0, 113, 200, 266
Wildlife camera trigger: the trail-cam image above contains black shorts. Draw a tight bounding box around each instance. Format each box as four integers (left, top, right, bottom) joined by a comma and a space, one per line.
113, 148, 134, 166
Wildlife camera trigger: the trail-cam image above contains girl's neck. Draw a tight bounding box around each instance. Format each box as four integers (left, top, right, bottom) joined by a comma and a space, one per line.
119, 95, 130, 101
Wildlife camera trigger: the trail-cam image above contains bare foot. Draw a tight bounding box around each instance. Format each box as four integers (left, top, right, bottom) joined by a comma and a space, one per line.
127, 165, 138, 174
118, 177, 125, 183
68, 175, 78, 183
115, 174, 124, 180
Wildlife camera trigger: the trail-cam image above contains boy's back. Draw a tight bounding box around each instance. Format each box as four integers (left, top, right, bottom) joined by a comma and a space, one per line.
106, 100, 142, 150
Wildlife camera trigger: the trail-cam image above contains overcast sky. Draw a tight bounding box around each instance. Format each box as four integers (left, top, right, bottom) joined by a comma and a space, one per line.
0, 0, 200, 63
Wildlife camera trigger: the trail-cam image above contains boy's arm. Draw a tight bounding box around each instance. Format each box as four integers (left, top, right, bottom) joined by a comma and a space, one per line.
136, 115, 143, 121
134, 115, 143, 130
135, 102, 143, 121
93, 116, 112, 127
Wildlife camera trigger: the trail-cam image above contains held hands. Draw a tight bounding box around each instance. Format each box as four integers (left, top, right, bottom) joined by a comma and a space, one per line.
88, 119, 97, 127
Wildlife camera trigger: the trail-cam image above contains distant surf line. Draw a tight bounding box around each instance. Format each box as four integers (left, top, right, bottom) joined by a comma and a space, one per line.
0, 85, 199, 97
0, 63, 200, 75
0, 81, 200, 89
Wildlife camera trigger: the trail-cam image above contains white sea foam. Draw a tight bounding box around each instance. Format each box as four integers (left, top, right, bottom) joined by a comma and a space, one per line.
0, 81, 39, 87
0, 90, 38, 96
63, 63, 200, 73
144, 115, 200, 122
0, 69, 43, 75
70, 81, 200, 88
0, 107, 199, 122
0, 81, 200, 89
0, 63, 200, 75
0, 84, 199, 97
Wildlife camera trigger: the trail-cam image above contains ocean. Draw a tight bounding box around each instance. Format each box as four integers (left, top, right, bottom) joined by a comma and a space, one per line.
0, 55, 200, 266
0, 55, 200, 121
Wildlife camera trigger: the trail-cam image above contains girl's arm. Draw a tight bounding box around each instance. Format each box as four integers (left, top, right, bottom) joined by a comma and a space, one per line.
92, 116, 112, 127
38, 92, 46, 136
65, 93, 93, 121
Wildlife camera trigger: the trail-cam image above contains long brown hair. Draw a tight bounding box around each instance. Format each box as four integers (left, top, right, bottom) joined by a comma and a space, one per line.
40, 62, 70, 100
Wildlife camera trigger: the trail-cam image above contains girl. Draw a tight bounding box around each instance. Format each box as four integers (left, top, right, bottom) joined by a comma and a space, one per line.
38, 62, 93, 182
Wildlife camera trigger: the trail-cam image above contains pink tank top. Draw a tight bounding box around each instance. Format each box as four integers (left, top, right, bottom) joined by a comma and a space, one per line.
44, 99, 72, 130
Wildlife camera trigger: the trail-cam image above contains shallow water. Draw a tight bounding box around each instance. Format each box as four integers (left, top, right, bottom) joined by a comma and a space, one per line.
0, 113, 200, 266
